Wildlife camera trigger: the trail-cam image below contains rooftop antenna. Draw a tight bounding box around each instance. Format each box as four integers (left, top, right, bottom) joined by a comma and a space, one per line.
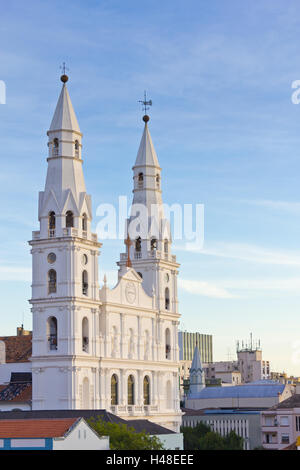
139, 91, 152, 116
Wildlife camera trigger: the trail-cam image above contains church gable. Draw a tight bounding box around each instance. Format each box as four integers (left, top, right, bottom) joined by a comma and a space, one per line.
100, 267, 153, 309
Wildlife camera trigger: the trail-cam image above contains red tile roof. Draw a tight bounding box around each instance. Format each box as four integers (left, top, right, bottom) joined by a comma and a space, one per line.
0, 418, 79, 438
0, 335, 32, 363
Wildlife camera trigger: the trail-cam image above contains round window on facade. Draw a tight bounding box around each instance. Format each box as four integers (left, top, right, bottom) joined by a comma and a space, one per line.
82, 254, 88, 265
47, 253, 56, 264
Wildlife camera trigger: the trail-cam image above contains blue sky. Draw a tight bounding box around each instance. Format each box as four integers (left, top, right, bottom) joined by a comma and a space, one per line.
1, 0, 300, 373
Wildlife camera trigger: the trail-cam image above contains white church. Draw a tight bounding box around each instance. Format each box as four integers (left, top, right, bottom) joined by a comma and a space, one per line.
0, 73, 182, 433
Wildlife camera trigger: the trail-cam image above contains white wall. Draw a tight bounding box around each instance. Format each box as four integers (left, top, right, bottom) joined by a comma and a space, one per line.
0, 362, 31, 385
53, 420, 109, 450
155, 433, 183, 450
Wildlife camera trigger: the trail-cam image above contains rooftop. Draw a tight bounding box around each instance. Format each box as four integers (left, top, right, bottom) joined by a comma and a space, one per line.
188, 382, 285, 399
0, 418, 79, 438
0, 335, 32, 363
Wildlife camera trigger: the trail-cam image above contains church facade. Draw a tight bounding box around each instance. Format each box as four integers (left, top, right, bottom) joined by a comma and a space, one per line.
28, 74, 182, 432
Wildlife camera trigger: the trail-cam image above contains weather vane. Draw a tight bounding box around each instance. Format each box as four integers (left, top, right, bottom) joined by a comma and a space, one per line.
60, 62, 69, 83
139, 91, 152, 115
60, 62, 69, 75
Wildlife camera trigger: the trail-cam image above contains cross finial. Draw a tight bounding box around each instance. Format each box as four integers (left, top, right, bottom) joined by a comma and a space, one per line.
139, 91, 152, 122
124, 234, 133, 268
60, 62, 69, 83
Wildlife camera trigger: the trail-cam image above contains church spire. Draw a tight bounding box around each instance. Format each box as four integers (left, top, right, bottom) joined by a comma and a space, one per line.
49, 74, 80, 134
188, 345, 205, 396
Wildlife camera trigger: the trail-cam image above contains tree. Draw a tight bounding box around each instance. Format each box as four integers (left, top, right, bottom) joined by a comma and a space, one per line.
87, 417, 164, 450
223, 430, 244, 450
181, 424, 244, 450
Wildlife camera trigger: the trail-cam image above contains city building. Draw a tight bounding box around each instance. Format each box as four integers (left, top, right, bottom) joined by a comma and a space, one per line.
0, 74, 183, 433
203, 361, 241, 385
182, 408, 261, 450
0, 417, 109, 450
261, 390, 300, 450
236, 336, 270, 383
0, 409, 183, 450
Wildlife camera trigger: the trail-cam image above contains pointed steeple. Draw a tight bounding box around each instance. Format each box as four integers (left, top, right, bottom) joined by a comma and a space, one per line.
38, 73, 92, 239
188, 345, 205, 396
49, 80, 81, 133
134, 116, 160, 168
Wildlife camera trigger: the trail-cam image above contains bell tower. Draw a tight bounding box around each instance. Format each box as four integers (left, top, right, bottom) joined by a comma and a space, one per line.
117, 111, 180, 316
29, 73, 102, 410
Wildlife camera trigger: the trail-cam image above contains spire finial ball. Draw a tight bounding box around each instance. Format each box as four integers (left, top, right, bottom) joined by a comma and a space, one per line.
143, 115, 150, 123
60, 74, 69, 83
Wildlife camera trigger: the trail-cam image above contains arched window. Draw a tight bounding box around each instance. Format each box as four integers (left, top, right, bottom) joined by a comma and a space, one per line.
166, 380, 172, 409
164, 239, 169, 254
48, 211, 55, 237
47, 316, 57, 350
75, 140, 79, 157
165, 328, 171, 360
82, 213, 87, 232
138, 172, 144, 188
48, 269, 57, 294
82, 377, 90, 408
82, 270, 88, 296
128, 375, 135, 405
111, 374, 118, 405
151, 238, 157, 251
135, 237, 141, 252
143, 376, 150, 405
66, 211, 74, 228
156, 173, 160, 189
165, 287, 170, 310
53, 138, 59, 156
82, 317, 89, 352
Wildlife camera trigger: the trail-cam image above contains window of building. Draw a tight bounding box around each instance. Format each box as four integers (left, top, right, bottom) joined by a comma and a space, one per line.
48, 269, 57, 294
143, 376, 150, 405
296, 416, 300, 432
53, 138, 59, 156
150, 238, 157, 251
66, 211, 74, 228
82, 213, 87, 232
138, 172, 143, 188
156, 174, 160, 189
48, 211, 56, 237
47, 316, 58, 350
128, 375, 135, 405
165, 287, 170, 310
111, 374, 118, 405
281, 434, 290, 444
165, 328, 171, 360
135, 236, 141, 252
280, 416, 289, 426
75, 140, 79, 157
82, 270, 88, 296
82, 317, 89, 352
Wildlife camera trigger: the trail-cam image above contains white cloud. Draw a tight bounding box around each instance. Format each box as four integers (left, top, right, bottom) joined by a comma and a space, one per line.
0, 266, 31, 281
179, 276, 300, 299
178, 279, 238, 299
178, 241, 300, 267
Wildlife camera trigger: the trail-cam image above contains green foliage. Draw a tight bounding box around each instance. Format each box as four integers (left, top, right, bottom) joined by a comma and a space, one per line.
87, 417, 164, 450
181, 423, 244, 450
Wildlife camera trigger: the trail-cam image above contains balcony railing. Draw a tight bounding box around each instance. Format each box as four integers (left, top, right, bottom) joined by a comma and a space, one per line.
48, 229, 55, 238
134, 252, 142, 259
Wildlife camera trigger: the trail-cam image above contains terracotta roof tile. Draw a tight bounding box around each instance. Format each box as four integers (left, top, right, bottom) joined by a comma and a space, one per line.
0, 418, 78, 438
0, 335, 32, 363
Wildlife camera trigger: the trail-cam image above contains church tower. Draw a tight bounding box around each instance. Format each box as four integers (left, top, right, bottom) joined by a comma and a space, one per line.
117, 114, 180, 318
29, 74, 102, 410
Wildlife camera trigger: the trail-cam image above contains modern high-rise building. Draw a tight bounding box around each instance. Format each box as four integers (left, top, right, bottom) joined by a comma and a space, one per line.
178, 331, 213, 363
